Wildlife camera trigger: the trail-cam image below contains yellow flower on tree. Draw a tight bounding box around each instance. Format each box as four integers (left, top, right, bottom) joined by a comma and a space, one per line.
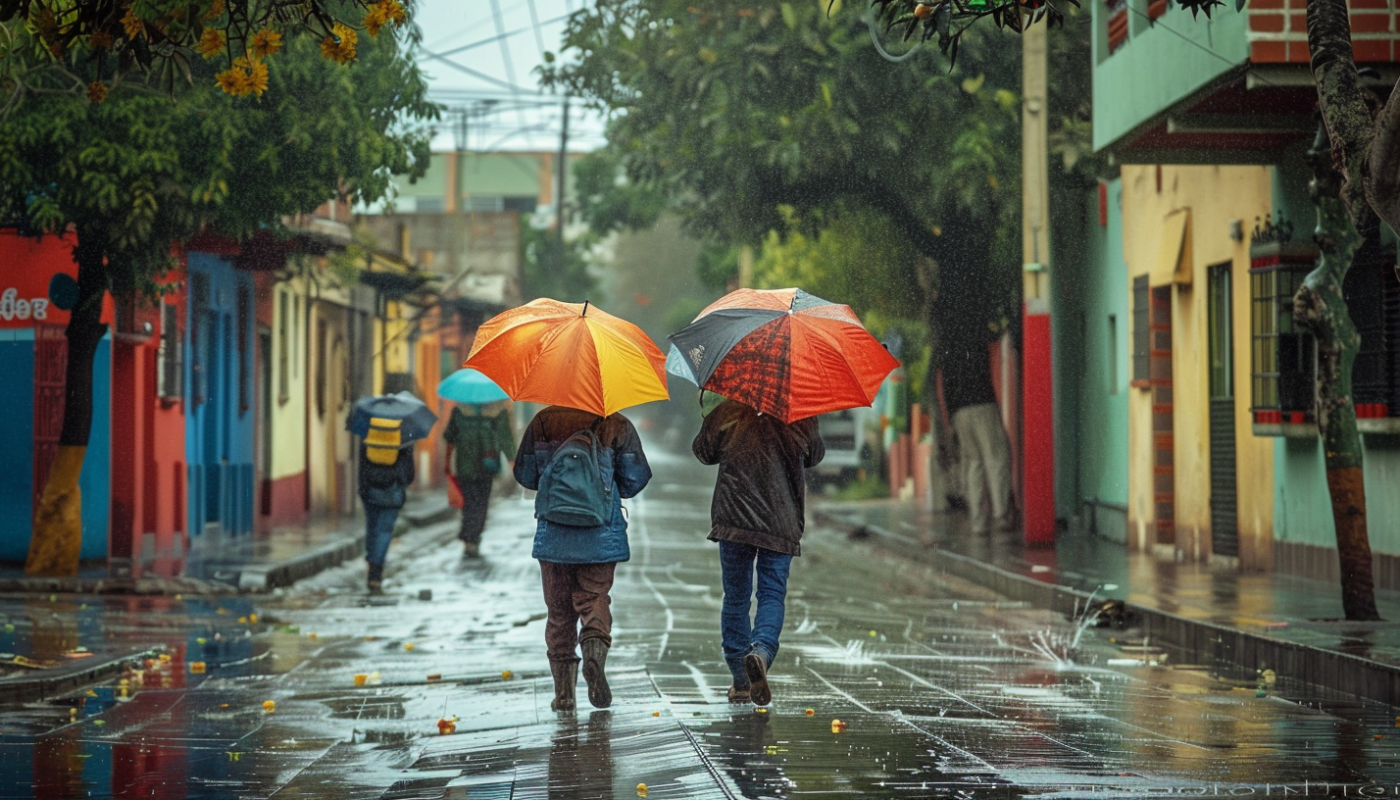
87, 81, 108, 104
249, 28, 282, 57
319, 22, 357, 63
234, 55, 269, 97
203, 0, 227, 20
120, 5, 144, 40
364, 5, 388, 36
215, 67, 250, 95
196, 28, 226, 59
380, 0, 407, 25
364, 1, 405, 36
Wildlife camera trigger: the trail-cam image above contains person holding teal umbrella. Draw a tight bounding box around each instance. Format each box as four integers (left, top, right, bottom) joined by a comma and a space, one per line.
439, 369, 516, 558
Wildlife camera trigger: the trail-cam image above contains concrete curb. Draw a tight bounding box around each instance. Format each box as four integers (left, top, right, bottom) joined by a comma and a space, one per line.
237, 498, 455, 592
237, 536, 366, 592
0, 644, 165, 704
815, 508, 1400, 708
0, 577, 237, 596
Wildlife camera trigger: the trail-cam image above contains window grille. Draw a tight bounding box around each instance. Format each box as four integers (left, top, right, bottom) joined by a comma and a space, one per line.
1131, 274, 1150, 384
156, 300, 182, 401
1249, 243, 1315, 428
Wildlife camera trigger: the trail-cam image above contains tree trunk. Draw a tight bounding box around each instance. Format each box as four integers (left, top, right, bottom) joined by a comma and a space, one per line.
25, 224, 109, 577
1304, 0, 1383, 620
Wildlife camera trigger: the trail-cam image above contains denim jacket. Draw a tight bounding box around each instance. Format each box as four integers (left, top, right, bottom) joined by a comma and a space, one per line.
514, 407, 652, 564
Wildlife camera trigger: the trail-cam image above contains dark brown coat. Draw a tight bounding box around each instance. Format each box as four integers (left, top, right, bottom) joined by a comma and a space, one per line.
692, 400, 825, 556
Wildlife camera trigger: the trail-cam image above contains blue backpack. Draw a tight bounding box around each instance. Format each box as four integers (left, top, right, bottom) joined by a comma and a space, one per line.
536, 425, 612, 527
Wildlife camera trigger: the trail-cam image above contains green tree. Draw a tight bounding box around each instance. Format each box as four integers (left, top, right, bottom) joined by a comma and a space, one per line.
0, 9, 435, 576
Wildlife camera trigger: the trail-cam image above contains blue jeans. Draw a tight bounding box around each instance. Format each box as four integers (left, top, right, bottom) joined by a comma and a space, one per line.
718, 541, 793, 688
364, 504, 400, 566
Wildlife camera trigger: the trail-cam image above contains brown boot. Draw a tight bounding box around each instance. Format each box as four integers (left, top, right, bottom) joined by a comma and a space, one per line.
550, 659, 578, 712
581, 638, 611, 709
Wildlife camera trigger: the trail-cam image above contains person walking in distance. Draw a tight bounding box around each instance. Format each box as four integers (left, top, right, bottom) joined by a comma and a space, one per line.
938, 322, 1016, 534
443, 402, 516, 558
357, 418, 416, 595
693, 397, 824, 706
514, 406, 652, 712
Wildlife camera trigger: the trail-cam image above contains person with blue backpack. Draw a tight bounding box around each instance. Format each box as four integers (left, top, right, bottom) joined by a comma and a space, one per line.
513, 405, 652, 712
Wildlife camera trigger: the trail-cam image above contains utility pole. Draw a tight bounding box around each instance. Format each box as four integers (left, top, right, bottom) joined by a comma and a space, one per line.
1021, 20, 1055, 545
557, 97, 570, 244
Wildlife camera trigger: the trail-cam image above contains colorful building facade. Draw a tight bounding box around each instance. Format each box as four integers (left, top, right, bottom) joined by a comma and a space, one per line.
1058, 0, 1400, 584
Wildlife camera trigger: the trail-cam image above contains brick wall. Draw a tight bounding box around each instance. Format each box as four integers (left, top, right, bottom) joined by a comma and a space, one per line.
1248, 0, 1400, 63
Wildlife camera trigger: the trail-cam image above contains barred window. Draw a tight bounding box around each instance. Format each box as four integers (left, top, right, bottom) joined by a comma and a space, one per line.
156, 300, 182, 402
1249, 244, 1315, 428
1131, 274, 1150, 385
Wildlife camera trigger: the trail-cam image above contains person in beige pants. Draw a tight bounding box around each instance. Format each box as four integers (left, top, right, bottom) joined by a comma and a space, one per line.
952, 402, 1015, 533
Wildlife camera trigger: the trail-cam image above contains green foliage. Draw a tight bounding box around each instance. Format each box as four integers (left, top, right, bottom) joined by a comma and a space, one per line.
521, 223, 600, 303
572, 149, 665, 237
830, 475, 890, 501
0, 13, 436, 296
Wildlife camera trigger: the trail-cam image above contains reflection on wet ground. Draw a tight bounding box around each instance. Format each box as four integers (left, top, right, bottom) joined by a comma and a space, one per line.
4, 456, 1400, 797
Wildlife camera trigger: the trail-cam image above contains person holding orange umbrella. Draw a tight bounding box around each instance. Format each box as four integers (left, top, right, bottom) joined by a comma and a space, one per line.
466, 298, 668, 712
671, 288, 898, 706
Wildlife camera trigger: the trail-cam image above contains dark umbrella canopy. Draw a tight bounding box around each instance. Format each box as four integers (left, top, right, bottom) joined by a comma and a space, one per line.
347, 391, 439, 446
667, 288, 899, 423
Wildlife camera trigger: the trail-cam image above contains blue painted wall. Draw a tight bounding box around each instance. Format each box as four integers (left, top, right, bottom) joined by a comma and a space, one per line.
185, 253, 256, 540
0, 330, 110, 561
0, 330, 35, 561
80, 337, 111, 559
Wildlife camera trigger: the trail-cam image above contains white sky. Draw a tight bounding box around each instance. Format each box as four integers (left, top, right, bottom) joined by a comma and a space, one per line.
412, 0, 607, 154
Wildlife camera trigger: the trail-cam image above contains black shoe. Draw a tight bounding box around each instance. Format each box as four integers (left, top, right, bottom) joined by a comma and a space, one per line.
581, 638, 611, 709
743, 650, 771, 706
367, 563, 384, 594
727, 685, 751, 704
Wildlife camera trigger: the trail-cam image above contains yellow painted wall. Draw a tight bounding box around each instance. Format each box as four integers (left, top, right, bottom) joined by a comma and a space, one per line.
1120, 165, 1276, 567
413, 312, 444, 490
269, 276, 308, 483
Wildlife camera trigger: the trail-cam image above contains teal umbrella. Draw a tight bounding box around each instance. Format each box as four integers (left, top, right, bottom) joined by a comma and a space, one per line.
438, 368, 510, 405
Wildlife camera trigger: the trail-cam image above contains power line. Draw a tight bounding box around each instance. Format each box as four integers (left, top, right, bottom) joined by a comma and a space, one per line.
488, 0, 529, 134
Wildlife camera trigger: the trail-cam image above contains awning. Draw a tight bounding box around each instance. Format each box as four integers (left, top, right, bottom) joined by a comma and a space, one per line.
1149, 208, 1191, 287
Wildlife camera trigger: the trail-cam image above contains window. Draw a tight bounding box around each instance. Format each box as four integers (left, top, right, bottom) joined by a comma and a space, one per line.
1108, 314, 1119, 394
237, 282, 250, 415
156, 300, 182, 401
315, 317, 328, 419
1132, 275, 1150, 385
1249, 245, 1315, 427
293, 295, 301, 378
277, 291, 290, 402
190, 272, 208, 406
1345, 236, 1397, 419
1208, 264, 1232, 400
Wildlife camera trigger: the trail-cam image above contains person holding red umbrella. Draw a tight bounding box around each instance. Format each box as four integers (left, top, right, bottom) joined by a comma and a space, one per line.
671, 288, 897, 706
692, 397, 824, 706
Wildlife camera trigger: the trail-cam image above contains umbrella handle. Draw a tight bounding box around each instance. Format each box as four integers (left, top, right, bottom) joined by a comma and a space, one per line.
581, 300, 590, 318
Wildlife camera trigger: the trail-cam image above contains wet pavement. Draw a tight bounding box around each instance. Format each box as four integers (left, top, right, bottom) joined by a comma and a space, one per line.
817, 499, 1400, 669
5, 452, 1400, 797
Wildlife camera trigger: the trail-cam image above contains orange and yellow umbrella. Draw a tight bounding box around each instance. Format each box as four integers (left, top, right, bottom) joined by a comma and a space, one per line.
464, 298, 669, 417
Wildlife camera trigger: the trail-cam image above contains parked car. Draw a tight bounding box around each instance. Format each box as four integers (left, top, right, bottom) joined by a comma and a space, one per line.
809, 407, 877, 488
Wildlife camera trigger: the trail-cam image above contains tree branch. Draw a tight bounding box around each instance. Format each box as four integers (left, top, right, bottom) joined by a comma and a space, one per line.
1307, 0, 1377, 224
1366, 78, 1400, 235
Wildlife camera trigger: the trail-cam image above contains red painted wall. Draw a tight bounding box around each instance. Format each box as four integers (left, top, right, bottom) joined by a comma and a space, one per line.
110, 270, 187, 577
1022, 309, 1055, 545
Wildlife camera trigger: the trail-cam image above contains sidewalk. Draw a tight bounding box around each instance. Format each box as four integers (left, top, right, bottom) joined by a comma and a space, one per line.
814, 497, 1400, 708
0, 492, 455, 704
179, 491, 456, 591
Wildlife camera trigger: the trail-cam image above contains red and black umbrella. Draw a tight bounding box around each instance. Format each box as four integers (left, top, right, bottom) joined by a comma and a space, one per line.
666, 288, 900, 423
